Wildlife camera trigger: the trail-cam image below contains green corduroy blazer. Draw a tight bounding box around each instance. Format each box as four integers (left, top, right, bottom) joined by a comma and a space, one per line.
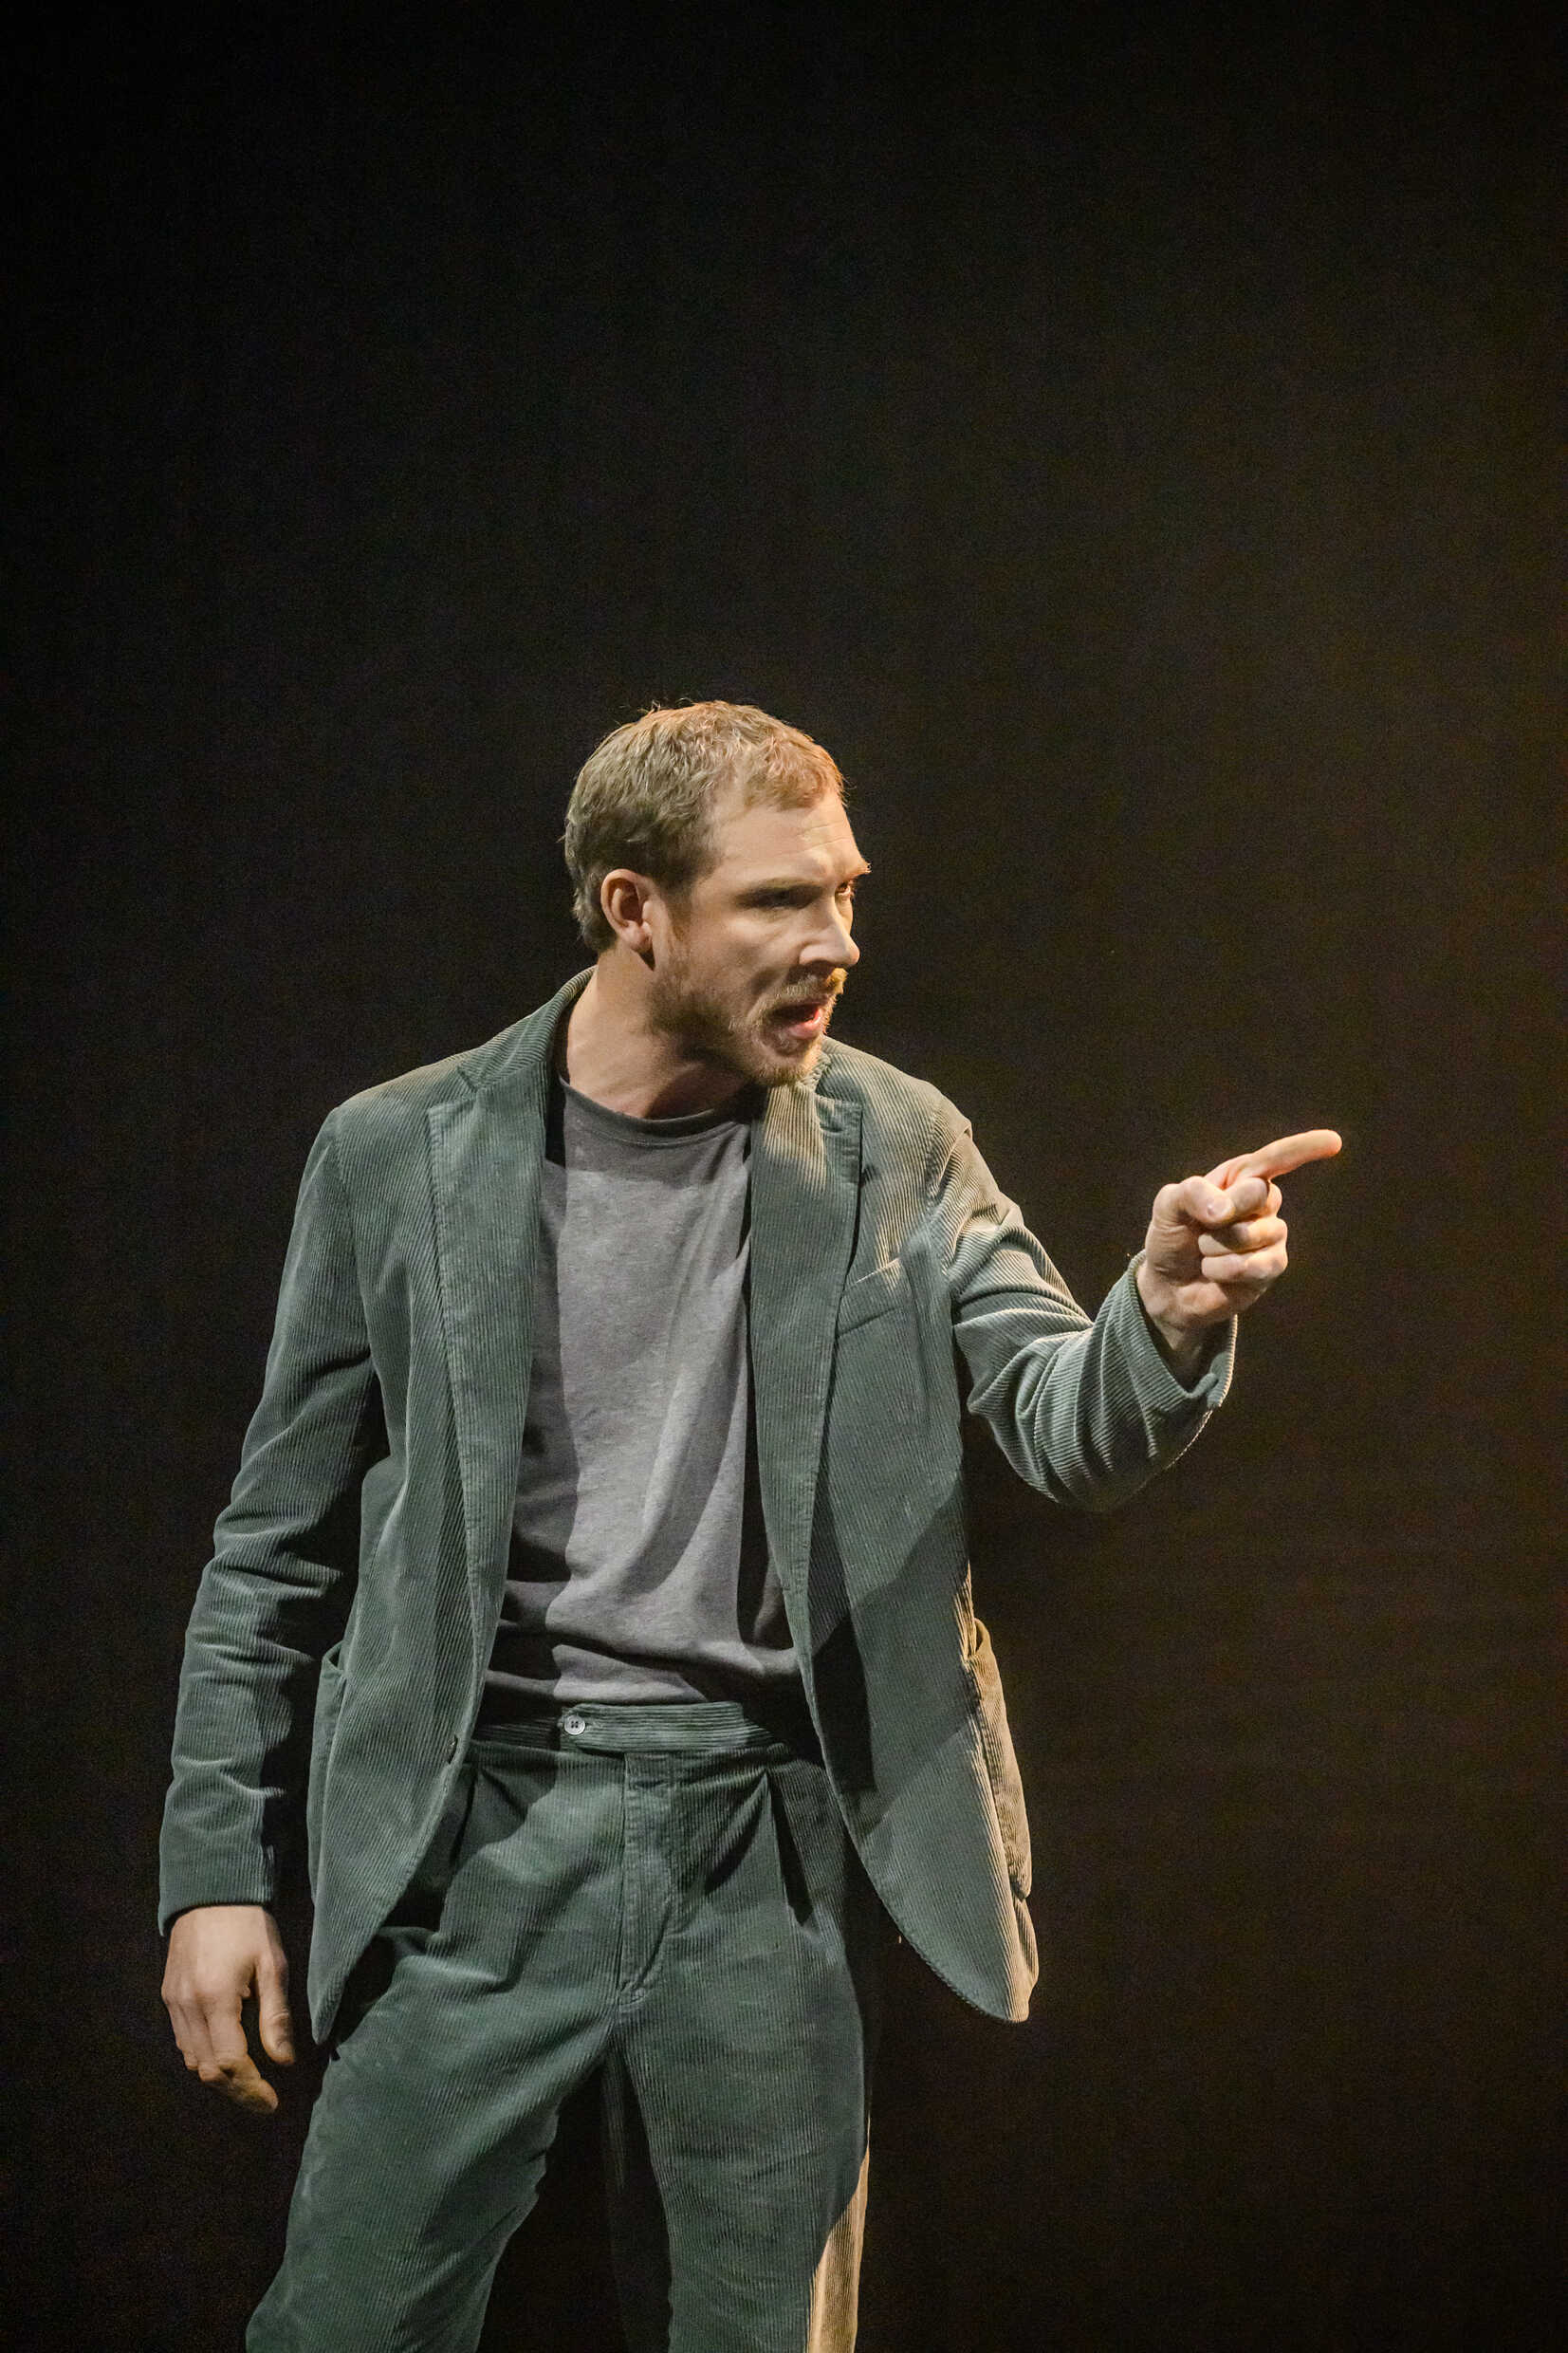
160, 972, 1231, 2034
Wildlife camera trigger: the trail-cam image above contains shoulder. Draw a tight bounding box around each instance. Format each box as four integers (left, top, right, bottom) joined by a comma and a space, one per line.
814, 1037, 970, 1166
334, 1034, 507, 1123
325, 973, 590, 1144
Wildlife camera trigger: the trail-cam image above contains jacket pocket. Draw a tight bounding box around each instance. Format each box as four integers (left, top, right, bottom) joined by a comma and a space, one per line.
836, 1256, 909, 1334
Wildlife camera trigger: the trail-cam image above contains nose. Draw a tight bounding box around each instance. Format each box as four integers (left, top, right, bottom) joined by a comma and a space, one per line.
810, 901, 859, 971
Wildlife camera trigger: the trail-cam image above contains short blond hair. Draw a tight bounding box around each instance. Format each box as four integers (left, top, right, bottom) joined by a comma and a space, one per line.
563, 701, 844, 953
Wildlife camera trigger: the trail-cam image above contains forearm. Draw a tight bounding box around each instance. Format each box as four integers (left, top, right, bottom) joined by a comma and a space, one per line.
934, 1119, 1233, 1508
965, 1258, 1233, 1510
160, 1110, 379, 1925
159, 1550, 351, 1927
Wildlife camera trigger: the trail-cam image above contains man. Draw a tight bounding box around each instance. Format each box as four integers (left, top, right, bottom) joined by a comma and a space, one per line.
160, 700, 1338, 2351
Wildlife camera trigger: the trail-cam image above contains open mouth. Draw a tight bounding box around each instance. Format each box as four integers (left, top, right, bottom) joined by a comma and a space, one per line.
768, 996, 834, 1044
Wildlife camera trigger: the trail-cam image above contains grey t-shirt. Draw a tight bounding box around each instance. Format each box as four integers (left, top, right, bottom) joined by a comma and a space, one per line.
480, 1075, 799, 1714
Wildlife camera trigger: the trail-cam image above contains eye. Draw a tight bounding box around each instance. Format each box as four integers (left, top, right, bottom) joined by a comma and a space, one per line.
749, 887, 815, 910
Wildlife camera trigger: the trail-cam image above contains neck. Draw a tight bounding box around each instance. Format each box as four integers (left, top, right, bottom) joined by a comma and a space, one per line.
562, 958, 750, 1120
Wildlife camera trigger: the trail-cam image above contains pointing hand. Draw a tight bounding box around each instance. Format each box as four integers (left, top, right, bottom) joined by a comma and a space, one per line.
1135, 1128, 1342, 1366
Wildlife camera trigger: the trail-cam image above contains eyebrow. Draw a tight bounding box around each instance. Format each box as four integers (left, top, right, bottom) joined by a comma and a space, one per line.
739, 863, 870, 894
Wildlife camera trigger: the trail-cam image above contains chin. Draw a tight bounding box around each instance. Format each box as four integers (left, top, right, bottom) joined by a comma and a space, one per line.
654, 977, 833, 1090
747, 1022, 832, 1088
756, 1049, 821, 1089
721, 1039, 814, 1091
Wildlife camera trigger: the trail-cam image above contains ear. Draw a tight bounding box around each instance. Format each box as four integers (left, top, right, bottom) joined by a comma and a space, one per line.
599, 868, 660, 958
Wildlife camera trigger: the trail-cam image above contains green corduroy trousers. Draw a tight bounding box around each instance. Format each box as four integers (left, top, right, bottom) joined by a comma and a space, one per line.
249, 1701, 889, 2353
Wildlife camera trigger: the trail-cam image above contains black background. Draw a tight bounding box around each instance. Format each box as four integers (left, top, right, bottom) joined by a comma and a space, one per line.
8, 6, 1560, 2347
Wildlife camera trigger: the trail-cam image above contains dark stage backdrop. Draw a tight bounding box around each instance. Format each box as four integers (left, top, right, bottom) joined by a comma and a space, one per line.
8, 9, 1559, 2348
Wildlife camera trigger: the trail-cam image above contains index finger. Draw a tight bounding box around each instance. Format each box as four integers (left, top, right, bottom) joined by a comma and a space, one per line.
1212, 1129, 1342, 1186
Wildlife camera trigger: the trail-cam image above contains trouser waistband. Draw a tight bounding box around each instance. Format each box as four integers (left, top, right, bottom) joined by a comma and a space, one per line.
470, 1695, 821, 1759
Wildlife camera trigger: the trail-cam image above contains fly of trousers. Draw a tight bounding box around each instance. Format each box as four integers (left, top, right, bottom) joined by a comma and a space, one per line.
249, 1700, 890, 2353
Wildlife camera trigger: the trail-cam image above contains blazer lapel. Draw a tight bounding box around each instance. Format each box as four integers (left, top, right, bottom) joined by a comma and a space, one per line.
426, 978, 586, 1636
748, 1079, 863, 1622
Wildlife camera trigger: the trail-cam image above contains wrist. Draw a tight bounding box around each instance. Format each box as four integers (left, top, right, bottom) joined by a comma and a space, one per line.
1134, 1257, 1208, 1378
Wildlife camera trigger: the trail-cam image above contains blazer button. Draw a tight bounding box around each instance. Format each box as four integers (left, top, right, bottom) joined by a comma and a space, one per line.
446, 1734, 459, 1762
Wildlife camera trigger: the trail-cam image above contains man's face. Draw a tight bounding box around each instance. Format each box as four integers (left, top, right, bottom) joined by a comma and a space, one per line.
646, 785, 867, 1088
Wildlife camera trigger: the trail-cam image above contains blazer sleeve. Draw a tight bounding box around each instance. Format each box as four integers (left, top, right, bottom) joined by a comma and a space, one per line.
933, 1122, 1234, 1510
158, 1112, 385, 1928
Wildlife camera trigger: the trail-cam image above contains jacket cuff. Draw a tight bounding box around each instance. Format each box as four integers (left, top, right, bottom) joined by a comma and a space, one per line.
157, 1853, 279, 1937
1117, 1253, 1236, 1415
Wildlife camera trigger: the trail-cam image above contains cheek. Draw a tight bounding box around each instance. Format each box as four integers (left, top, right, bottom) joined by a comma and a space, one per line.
677, 916, 786, 1006
678, 932, 762, 1008
724, 930, 782, 991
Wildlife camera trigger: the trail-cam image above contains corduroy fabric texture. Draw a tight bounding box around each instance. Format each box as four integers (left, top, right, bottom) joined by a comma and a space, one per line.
249, 1702, 886, 2353
161, 970, 1233, 2037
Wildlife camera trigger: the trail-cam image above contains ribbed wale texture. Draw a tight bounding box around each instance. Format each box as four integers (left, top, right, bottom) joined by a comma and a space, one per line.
249, 1712, 883, 2352
161, 972, 1231, 2035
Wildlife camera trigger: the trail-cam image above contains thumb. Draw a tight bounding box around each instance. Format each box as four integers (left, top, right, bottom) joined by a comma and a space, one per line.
256, 1938, 296, 2066
1162, 1174, 1236, 1229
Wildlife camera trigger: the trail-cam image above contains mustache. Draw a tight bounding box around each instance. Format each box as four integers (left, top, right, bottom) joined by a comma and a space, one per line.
768, 974, 846, 1012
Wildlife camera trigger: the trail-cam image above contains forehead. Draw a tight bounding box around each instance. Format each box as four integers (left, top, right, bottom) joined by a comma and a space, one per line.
704, 786, 864, 882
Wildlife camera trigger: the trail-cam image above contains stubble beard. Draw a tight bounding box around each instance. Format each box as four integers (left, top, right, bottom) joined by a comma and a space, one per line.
648, 952, 842, 1090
